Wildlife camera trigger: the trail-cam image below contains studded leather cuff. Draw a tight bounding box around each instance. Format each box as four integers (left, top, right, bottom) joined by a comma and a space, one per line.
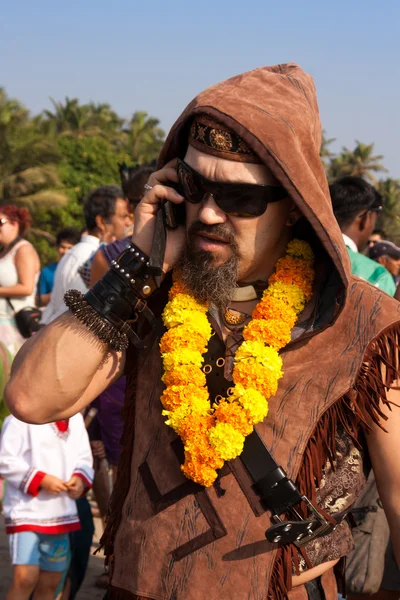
109, 243, 161, 300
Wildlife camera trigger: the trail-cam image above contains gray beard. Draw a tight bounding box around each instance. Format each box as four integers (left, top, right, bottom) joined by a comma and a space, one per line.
177, 223, 239, 309
178, 249, 238, 309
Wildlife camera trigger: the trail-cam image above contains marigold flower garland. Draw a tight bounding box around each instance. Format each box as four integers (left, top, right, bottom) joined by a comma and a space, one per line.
160, 239, 315, 487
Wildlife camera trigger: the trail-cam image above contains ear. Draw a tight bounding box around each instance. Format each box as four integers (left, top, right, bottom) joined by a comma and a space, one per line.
355, 211, 368, 232
286, 205, 302, 227
376, 256, 385, 267
95, 214, 106, 234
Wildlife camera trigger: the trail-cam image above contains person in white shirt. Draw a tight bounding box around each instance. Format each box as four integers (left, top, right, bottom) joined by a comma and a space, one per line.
41, 185, 132, 325
0, 413, 94, 600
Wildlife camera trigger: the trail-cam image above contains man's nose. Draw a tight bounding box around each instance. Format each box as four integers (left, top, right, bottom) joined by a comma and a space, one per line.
197, 194, 226, 225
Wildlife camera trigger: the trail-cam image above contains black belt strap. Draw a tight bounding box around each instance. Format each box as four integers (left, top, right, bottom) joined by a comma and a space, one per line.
240, 430, 348, 546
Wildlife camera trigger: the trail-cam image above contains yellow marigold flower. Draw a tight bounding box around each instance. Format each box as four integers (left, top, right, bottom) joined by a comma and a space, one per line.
160, 326, 209, 354
286, 239, 314, 262
233, 384, 269, 423
160, 384, 209, 411
213, 399, 253, 436
163, 397, 210, 432
267, 281, 306, 314
182, 457, 218, 487
235, 340, 282, 367
162, 364, 206, 388
208, 423, 245, 461
243, 318, 292, 349
163, 293, 207, 324
233, 358, 282, 398
162, 348, 204, 370
163, 306, 210, 330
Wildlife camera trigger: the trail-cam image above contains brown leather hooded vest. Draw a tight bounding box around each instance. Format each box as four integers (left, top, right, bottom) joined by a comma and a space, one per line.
102, 64, 400, 599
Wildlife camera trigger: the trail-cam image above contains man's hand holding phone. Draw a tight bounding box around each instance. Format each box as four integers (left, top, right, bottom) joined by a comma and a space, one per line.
132, 158, 187, 273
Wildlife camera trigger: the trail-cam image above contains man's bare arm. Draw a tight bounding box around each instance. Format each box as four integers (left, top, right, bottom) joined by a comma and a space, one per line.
366, 384, 400, 568
5, 311, 125, 424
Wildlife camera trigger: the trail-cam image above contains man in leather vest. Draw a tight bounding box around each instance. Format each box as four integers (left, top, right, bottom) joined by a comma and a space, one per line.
5, 64, 400, 599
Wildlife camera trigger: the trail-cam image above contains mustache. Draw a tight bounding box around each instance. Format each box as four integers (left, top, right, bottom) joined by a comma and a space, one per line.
187, 221, 235, 245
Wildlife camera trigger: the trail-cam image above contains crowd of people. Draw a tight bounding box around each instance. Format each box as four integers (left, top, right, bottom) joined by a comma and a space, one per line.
0, 165, 155, 599
0, 62, 400, 600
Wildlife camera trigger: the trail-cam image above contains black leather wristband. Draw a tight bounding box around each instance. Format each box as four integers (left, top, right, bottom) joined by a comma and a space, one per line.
82, 243, 164, 348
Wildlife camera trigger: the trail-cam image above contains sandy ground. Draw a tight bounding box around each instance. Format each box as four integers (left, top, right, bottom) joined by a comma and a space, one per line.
0, 515, 107, 599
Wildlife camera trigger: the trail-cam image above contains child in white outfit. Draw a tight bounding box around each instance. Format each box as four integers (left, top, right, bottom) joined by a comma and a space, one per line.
0, 413, 93, 600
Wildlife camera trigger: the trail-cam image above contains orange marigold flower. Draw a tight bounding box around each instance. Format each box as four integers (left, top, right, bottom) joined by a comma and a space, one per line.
233, 360, 281, 398
269, 256, 314, 299
160, 326, 208, 354
182, 456, 218, 487
162, 364, 206, 387
168, 280, 189, 299
178, 413, 215, 444
252, 296, 298, 325
213, 399, 253, 436
243, 318, 292, 349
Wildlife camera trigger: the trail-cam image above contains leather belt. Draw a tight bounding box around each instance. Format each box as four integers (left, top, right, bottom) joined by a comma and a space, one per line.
240, 430, 349, 546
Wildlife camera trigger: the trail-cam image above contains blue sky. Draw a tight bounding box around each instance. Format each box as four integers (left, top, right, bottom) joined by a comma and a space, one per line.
2, 0, 399, 176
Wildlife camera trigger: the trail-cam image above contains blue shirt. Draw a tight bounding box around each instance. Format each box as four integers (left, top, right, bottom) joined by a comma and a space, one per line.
38, 262, 58, 295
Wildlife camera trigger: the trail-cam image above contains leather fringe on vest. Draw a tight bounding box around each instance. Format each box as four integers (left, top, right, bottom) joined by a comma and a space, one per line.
100, 324, 400, 600
267, 323, 400, 599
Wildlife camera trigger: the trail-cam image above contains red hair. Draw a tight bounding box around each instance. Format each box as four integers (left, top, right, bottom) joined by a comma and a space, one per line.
0, 205, 32, 236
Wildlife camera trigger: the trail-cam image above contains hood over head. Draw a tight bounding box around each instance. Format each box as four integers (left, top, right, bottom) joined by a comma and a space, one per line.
158, 63, 350, 327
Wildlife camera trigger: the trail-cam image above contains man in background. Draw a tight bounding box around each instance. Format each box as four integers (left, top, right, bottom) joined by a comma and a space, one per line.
330, 176, 395, 296
37, 227, 81, 307
368, 229, 385, 251
369, 240, 400, 287
41, 185, 131, 324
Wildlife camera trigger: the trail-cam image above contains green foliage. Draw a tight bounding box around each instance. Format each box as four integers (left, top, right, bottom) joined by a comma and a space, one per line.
377, 179, 400, 245
57, 136, 129, 197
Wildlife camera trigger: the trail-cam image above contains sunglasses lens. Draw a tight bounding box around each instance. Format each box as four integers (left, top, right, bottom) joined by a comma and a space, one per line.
214, 188, 267, 218
178, 165, 204, 204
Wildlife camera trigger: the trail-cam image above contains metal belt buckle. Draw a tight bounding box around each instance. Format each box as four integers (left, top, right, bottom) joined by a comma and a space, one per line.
265, 495, 334, 547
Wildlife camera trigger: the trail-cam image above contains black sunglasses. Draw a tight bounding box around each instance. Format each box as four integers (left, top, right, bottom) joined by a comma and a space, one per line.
176, 159, 287, 218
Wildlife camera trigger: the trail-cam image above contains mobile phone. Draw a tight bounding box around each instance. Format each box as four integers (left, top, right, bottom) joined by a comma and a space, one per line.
163, 182, 186, 228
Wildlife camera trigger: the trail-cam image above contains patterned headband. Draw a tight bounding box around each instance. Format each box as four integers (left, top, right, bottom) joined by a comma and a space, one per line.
188, 116, 261, 164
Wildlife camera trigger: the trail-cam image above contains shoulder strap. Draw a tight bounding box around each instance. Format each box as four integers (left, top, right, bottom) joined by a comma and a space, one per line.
1, 236, 22, 258
6, 297, 15, 313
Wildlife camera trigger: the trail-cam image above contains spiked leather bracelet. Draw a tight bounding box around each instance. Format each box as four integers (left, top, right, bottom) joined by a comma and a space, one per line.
64, 243, 164, 351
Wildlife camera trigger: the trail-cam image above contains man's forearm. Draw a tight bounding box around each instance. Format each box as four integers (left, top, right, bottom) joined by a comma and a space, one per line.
5, 311, 124, 424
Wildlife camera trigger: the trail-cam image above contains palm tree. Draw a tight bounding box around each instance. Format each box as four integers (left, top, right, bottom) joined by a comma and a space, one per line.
40, 97, 98, 138
86, 102, 123, 136
124, 111, 165, 164
330, 141, 388, 184
0, 90, 67, 210
39, 98, 124, 140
